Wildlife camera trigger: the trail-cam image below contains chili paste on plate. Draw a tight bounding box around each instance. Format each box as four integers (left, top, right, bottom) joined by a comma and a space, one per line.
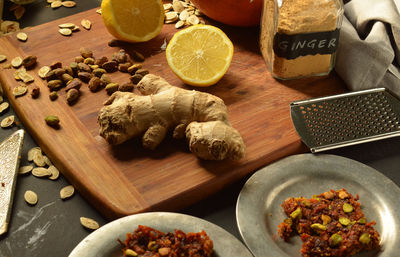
278, 188, 380, 257
119, 225, 213, 257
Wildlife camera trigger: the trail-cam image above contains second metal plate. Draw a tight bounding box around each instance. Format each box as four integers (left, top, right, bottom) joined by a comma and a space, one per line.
236, 154, 400, 257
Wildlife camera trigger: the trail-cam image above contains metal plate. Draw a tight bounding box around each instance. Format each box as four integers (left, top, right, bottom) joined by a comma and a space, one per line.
236, 154, 400, 257
69, 212, 253, 257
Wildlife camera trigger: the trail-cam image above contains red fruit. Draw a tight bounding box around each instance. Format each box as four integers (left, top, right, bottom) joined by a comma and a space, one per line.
190, 0, 263, 27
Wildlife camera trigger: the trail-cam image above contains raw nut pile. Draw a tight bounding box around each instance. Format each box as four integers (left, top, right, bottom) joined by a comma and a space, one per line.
38, 47, 148, 105
164, 0, 205, 29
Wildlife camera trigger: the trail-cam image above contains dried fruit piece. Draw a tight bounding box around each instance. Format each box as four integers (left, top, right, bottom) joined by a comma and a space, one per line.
60, 185, 75, 199
0, 102, 9, 114
80, 217, 100, 230
31, 85, 40, 98
24, 190, 38, 205
11, 57, 23, 68
45, 115, 60, 128
19, 165, 33, 175
13, 85, 28, 97
81, 19, 92, 30
1, 115, 15, 128
22, 55, 37, 69
48, 165, 60, 180
16, 32, 28, 42
38, 66, 51, 79
62, 1, 76, 7
32, 167, 52, 177
14, 5, 25, 20
59, 28, 72, 36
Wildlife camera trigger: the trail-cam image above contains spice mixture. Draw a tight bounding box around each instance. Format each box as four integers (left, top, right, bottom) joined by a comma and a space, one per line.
120, 225, 214, 257
278, 188, 380, 257
260, 0, 342, 79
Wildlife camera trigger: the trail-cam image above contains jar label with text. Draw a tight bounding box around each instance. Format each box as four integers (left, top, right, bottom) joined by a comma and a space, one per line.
273, 29, 340, 60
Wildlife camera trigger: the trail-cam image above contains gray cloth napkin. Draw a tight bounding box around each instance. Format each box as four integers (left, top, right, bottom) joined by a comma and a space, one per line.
335, 0, 400, 96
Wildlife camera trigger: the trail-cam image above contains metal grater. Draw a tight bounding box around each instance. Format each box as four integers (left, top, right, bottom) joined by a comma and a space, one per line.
290, 88, 400, 152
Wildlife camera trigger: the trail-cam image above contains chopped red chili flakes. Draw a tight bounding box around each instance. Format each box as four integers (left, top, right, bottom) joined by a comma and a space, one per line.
120, 225, 214, 257
278, 188, 380, 257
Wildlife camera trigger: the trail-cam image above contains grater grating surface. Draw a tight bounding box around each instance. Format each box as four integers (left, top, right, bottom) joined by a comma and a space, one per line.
290, 88, 400, 152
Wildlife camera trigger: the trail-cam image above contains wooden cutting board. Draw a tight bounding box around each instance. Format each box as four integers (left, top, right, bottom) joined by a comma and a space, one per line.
0, 8, 347, 219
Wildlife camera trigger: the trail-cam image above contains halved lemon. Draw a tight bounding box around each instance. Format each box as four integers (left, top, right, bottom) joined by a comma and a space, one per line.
166, 25, 234, 87
101, 0, 164, 43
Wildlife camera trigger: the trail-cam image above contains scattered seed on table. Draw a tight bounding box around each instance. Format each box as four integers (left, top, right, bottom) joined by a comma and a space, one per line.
62, 0, 76, 7
1, 115, 14, 128
96, 9, 101, 14
0, 55, 7, 63
11, 57, 23, 68
0, 102, 10, 114
24, 190, 38, 205
16, 32, 28, 42
48, 165, 60, 180
45, 115, 60, 128
32, 167, 52, 177
60, 185, 75, 200
58, 23, 76, 29
175, 20, 185, 29
80, 217, 99, 230
13, 85, 28, 97
33, 153, 47, 167
28, 147, 41, 161
59, 28, 72, 36
51, 0, 62, 8
19, 165, 33, 175
38, 66, 51, 79
81, 19, 91, 30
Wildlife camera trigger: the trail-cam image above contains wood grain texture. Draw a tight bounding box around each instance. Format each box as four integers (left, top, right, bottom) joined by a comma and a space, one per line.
0, 8, 347, 219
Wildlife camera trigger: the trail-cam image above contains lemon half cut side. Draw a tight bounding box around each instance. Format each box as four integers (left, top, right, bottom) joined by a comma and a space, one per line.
101, 0, 165, 43
166, 25, 234, 87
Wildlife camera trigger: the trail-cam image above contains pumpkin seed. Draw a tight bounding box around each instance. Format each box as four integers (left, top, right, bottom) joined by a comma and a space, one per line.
165, 12, 179, 23
72, 25, 80, 32
44, 155, 53, 166
19, 72, 34, 83
28, 147, 41, 161
62, 1, 76, 7
11, 57, 23, 68
172, 0, 185, 13
13, 85, 28, 97
0, 102, 10, 114
16, 32, 28, 42
187, 15, 199, 25
24, 190, 38, 205
81, 19, 91, 30
19, 165, 33, 175
48, 165, 60, 180
179, 9, 190, 21
58, 23, 76, 29
33, 153, 47, 167
38, 66, 51, 79
0, 55, 7, 63
1, 115, 14, 128
32, 167, 52, 177
59, 28, 72, 36
175, 20, 185, 29
96, 9, 102, 15
80, 217, 100, 230
163, 3, 173, 11
60, 185, 75, 199
14, 67, 24, 81
51, 0, 62, 8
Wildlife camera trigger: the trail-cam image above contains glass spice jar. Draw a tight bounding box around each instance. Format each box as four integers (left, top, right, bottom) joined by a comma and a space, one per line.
260, 0, 344, 80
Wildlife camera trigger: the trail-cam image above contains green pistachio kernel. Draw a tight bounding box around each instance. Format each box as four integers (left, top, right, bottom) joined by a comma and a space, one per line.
310, 223, 327, 231
343, 203, 354, 213
339, 217, 351, 226
290, 207, 302, 220
357, 217, 367, 224
359, 233, 371, 244
329, 233, 342, 247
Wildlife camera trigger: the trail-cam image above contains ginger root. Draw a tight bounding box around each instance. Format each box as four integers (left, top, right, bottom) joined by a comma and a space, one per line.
97, 74, 245, 160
